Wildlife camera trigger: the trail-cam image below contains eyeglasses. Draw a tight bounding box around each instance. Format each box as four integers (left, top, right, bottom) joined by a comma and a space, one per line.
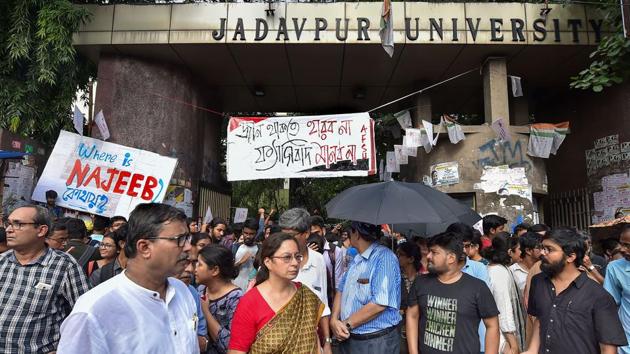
270, 253, 304, 264
6, 220, 38, 230
146, 233, 191, 247
47, 237, 68, 244
99, 244, 116, 249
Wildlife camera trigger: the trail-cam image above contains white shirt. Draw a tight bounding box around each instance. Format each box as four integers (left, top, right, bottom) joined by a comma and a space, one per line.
295, 248, 331, 316
57, 272, 199, 354
509, 262, 529, 295
323, 242, 346, 287
234, 244, 258, 291
488, 265, 519, 352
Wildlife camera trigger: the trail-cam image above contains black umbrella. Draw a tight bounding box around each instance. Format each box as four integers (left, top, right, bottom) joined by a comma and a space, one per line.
325, 181, 480, 226
394, 213, 481, 238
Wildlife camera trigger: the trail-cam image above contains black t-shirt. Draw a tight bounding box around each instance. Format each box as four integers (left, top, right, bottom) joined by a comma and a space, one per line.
408, 272, 499, 354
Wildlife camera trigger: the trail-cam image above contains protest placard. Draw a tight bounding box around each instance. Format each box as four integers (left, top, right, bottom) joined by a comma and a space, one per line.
234, 208, 248, 223
31, 130, 177, 218
226, 113, 376, 181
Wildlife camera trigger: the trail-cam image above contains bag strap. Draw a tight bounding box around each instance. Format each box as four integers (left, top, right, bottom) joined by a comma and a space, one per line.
100, 261, 116, 283
87, 261, 96, 276
77, 246, 96, 269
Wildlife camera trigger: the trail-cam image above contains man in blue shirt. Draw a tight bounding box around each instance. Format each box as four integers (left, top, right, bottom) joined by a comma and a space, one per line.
604, 224, 630, 354
331, 221, 401, 354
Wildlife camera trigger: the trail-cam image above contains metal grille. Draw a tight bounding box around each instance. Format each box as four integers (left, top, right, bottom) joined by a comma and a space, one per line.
197, 183, 231, 222
547, 187, 591, 230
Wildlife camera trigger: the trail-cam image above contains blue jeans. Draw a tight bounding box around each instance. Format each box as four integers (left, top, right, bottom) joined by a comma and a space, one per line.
338, 326, 400, 354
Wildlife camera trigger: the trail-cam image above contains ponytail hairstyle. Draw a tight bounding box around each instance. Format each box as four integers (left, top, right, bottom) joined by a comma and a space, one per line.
254, 232, 298, 286
198, 244, 239, 281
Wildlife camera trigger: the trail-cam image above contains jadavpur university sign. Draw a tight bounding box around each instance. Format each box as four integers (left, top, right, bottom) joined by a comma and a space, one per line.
74, 2, 610, 46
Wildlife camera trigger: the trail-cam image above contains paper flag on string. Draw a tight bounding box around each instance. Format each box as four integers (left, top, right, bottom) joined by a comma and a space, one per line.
550, 122, 570, 155
491, 118, 511, 142
443, 115, 465, 144
402, 137, 418, 157
94, 110, 110, 140
379, 0, 394, 58
395, 110, 412, 129
509, 76, 523, 97
394, 145, 408, 164
405, 128, 422, 147
386, 151, 400, 172
528, 122, 570, 158
73, 106, 84, 136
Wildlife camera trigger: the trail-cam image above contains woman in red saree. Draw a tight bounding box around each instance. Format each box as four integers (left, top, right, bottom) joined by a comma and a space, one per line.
228, 232, 324, 354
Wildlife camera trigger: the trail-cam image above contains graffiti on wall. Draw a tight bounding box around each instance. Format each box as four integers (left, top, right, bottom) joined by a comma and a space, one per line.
474, 139, 532, 172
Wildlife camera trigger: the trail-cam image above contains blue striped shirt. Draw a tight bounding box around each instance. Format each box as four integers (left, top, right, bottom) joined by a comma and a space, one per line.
337, 242, 401, 334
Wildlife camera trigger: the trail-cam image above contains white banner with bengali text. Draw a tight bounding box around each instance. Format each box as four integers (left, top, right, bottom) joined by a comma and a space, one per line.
32, 130, 177, 218
227, 113, 376, 181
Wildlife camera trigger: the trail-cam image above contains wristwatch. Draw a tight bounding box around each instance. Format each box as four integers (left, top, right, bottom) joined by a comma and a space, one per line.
587, 265, 595, 272
324, 337, 333, 344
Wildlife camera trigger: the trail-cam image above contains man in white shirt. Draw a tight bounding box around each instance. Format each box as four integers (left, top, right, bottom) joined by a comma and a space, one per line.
233, 217, 259, 290
57, 203, 199, 354
509, 231, 542, 294
280, 208, 332, 354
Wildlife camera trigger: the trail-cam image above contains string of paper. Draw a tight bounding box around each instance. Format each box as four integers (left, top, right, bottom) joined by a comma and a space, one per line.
383, 111, 466, 174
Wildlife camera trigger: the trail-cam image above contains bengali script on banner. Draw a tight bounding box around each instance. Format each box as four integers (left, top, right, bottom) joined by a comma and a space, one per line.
32, 130, 177, 217
227, 113, 376, 181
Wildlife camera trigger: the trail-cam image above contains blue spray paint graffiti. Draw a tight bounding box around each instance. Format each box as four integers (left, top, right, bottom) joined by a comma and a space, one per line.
474, 139, 532, 172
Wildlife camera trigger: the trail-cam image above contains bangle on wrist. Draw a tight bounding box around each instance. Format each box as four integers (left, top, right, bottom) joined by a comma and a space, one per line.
202, 337, 209, 351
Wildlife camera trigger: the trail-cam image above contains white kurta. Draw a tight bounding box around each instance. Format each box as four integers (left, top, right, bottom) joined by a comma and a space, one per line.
57, 272, 199, 354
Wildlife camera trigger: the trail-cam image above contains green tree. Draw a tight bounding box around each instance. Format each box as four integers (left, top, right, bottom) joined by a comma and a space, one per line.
0, 0, 95, 145
571, 0, 630, 92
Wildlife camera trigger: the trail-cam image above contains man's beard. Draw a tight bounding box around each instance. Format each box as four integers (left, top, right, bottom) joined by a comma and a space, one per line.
427, 263, 444, 275
540, 255, 566, 277
244, 238, 254, 246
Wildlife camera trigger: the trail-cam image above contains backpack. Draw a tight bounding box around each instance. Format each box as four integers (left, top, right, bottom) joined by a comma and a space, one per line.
77, 246, 97, 271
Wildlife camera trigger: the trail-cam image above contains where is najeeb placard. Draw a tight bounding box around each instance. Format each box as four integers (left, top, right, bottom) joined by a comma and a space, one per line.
227, 113, 376, 181
32, 130, 177, 218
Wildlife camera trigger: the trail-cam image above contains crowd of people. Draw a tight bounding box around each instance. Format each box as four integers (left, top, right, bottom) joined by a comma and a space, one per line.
0, 197, 629, 354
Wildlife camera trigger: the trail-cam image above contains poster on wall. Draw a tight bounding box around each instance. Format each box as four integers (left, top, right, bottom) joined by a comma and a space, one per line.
591, 173, 630, 223
3, 162, 35, 204
226, 113, 376, 181
474, 165, 533, 202
32, 130, 177, 218
430, 161, 459, 186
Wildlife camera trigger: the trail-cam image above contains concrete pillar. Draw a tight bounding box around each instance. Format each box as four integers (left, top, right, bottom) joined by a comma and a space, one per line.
483, 58, 510, 125
511, 96, 530, 126
93, 54, 224, 206
412, 94, 432, 127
